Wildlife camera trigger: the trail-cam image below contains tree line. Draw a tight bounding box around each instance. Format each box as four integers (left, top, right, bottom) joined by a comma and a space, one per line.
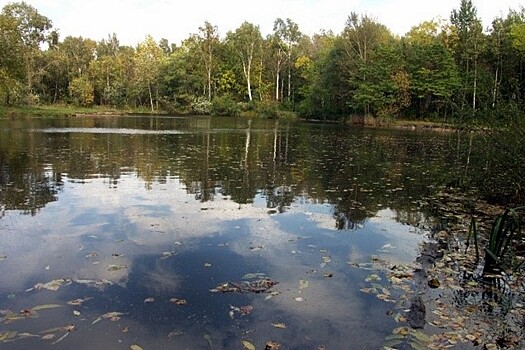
1, 0, 525, 124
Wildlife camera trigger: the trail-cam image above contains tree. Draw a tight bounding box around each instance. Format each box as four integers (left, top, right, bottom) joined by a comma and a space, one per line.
226, 22, 263, 102
134, 35, 164, 111
273, 18, 302, 102
0, 13, 24, 104
196, 22, 220, 101
341, 13, 392, 114
450, 0, 484, 114
1, 2, 52, 100
405, 21, 460, 118
69, 75, 94, 106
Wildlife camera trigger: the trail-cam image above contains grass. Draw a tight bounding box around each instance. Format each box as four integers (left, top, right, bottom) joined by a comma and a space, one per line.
0, 104, 124, 118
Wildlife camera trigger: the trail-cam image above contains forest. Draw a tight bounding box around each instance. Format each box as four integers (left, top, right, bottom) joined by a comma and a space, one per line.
0, 0, 525, 125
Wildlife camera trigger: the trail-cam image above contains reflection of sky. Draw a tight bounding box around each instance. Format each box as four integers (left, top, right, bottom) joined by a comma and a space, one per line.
0, 173, 425, 349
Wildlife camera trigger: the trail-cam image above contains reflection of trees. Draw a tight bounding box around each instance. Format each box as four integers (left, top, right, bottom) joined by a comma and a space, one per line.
0, 117, 473, 226
0, 129, 62, 216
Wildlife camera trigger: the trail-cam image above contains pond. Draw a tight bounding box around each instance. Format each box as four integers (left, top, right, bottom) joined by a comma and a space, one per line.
0, 116, 471, 349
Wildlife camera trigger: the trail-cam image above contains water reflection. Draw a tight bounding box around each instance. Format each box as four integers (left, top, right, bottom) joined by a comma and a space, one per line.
0, 116, 472, 348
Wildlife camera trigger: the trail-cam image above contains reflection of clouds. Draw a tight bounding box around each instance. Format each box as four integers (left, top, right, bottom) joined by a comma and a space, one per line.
0, 173, 427, 348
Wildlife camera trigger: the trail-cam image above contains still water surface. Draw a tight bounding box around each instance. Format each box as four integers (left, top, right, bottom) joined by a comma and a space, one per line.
0, 116, 467, 349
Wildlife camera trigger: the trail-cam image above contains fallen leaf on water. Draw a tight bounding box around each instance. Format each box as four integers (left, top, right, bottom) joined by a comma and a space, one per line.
167, 330, 184, 339
31, 304, 63, 311
122, 326, 130, 333
241, 340, 256, 350
92, 311, 126, 324
240, 305, 253, 315
107, 264, 127, 271
169, 298, 187, 305
73, 310, 81, 316
294, 297, 304, 302
160, 252, 174, 260
265, 341, 281, 349
365, 274, 382, 282
130, 345, 143, 350
0, 331, 17, 342
33, 278, 71, 292
299, 279, 309, 290
144, 297, 155, 303
271, 323, 286, 329
67, 297, 93, 306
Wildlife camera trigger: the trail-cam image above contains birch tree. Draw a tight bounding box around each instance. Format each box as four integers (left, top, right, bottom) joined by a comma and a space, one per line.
226, 22, 262, 102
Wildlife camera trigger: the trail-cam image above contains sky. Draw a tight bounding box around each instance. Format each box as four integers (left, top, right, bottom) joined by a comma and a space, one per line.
4, 0, 524, 46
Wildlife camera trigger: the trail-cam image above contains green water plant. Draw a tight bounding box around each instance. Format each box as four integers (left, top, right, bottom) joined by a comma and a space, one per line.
482, 207, 524, 274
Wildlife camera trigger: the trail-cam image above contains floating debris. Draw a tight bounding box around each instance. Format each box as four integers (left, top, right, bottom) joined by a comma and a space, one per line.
211, 279, 278, 293
32, 278, 72, 292
107, 264, 127, 271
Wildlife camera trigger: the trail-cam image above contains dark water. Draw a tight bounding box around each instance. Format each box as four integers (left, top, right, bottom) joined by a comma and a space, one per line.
0, 116, 469, 349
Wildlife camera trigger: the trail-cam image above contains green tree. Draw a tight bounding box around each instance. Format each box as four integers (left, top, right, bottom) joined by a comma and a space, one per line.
226, 22, 263, 102
341, 13, 392, 114
134, 35, 165, 111
69, 75, 94, 106
196, 21, 220, 101
0, 13, 24, 104
1, 1, 52, 101
273, 18, 302, 102
450, 0, 484, 114
405, 21, 460, 118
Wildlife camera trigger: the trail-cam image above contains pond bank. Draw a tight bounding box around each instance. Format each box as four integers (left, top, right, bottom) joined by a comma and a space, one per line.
373, 188, 525, 349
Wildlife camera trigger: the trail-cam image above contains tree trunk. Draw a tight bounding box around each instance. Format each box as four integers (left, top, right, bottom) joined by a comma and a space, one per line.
148, 82, 154, 112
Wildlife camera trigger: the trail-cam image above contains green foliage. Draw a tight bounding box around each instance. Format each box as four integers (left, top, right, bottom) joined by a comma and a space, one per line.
483, 207, 524, 274
68, 76, 94, 106
210, 94, 240, 116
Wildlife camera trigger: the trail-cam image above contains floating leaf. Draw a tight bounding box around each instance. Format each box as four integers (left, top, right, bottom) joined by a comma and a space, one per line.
265, 341, 281, 349
241, 339, 256, 350
31, 304, 63, 311
144, 297, 155, 303
160, 252, 174, 260
107, 264, 127, 271
33, 279, 71, 291
167, 330, 184, 339
240, 305, 253, 315
67, 297, 93, 306
169, 298, 187, 305
299, 280, 309, 290
130, 345, 143, 350
271, 323, 286, 329
0, 331, 17, 342
73, 310, 81, 316
365, 274, 382, 282
294, 297, 304, 302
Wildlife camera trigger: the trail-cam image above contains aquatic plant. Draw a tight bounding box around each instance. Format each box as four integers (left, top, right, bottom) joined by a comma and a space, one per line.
482, 207, 524, 274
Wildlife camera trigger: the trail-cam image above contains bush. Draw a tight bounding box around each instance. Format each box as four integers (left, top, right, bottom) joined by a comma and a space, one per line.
69, 76, 94, 107
191, 96, 211, 115
210, 94, 240, 116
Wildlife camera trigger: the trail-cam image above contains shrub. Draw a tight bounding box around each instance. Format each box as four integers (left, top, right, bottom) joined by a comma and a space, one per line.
210, 94, 240, 116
